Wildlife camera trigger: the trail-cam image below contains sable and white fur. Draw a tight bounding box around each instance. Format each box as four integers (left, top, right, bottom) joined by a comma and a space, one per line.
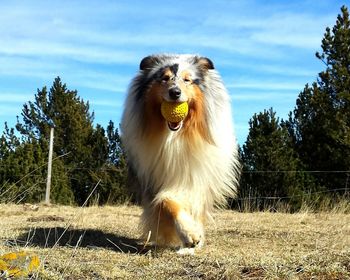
121, 54, 240, 251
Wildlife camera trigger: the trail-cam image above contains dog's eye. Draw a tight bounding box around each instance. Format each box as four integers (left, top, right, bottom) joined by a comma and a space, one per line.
162, 75, 170, 82
183, 77, 191, 84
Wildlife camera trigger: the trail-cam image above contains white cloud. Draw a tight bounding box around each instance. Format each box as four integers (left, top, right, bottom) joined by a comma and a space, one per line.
228, 81, 304, 91
204, 10, 335, 49
0, 0, 343, 143
0, 40, 139, 65
0, 93, 33, 103
231, 92, 297, 101
66, 70, 131, 93
0, 105, 23, 116
90, 99, 123, 108
253, 64, 318, 77
1, 2, 317, 66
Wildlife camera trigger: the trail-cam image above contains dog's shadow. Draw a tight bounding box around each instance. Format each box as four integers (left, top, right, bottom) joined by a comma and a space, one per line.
11, 227, 152, 254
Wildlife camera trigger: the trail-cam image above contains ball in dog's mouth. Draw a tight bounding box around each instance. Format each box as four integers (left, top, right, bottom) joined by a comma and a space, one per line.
161, 101, 188, 131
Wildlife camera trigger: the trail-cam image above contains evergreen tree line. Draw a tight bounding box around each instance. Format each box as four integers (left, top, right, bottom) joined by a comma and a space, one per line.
0, 6, 349, 210
0, 77, 129, 205
238, 6, 350, 211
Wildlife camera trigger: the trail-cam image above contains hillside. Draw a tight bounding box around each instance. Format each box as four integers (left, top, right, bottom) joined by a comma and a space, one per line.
0, 204, 349, 279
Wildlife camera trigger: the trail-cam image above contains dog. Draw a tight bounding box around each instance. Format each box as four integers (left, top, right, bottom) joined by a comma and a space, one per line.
121, 54, 240, 253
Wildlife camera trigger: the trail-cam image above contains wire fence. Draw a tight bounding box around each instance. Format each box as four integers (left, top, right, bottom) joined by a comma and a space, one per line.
0, 155, 349, 211
235, 188, 349, 201
242, 170, 350, 174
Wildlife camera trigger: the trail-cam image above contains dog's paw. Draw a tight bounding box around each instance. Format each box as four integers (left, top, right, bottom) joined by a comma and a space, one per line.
176, 247, 195, 255
174, 211, 204, 248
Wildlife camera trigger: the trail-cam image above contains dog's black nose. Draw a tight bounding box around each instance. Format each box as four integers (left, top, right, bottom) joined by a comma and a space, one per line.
169, 87, 181, 100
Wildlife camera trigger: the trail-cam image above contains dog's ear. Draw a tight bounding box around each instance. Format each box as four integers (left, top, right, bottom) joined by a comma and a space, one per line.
197, 57, 214, 70
140, 55, 159, 71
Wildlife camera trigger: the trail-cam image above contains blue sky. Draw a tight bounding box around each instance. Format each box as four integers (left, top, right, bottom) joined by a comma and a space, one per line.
0, 0, 346, 145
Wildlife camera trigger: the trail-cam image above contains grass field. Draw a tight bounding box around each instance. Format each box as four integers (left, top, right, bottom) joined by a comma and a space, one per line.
0, 204, 349, 279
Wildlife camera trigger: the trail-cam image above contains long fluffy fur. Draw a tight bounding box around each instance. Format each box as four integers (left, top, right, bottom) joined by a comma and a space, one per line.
121, 54, 240, 249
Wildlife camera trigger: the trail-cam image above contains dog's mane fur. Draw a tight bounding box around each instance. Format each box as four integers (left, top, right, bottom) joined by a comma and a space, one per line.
121, 54, 240, 247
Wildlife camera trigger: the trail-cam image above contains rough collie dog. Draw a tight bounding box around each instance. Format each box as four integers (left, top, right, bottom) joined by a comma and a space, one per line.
121, 54, 240, 253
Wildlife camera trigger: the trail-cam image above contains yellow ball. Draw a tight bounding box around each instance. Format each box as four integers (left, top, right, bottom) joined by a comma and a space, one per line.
161, 101, 189, 123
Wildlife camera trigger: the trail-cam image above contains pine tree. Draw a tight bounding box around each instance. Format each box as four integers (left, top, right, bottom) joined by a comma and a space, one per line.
106, 121, 126, 168
17, 77, 95, 163
1, 77, 129, 204
0, 136, 74, 204
287, 6, 350, 193
240, 108, 306, 211
0, 123, 20, 157
1, 77, 130, 204
15, 77, 98, 204
86, 121, 129, 204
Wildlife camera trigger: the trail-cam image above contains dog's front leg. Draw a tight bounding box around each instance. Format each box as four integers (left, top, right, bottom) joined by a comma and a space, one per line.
159, 199, 204, 249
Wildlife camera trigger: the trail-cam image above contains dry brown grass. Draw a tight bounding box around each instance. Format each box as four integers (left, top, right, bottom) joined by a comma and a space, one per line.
0, 204, 349, 279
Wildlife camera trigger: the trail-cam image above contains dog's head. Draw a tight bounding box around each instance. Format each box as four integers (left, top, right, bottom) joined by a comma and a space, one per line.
136, 54, 214, 133
140, 54, 214, 103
